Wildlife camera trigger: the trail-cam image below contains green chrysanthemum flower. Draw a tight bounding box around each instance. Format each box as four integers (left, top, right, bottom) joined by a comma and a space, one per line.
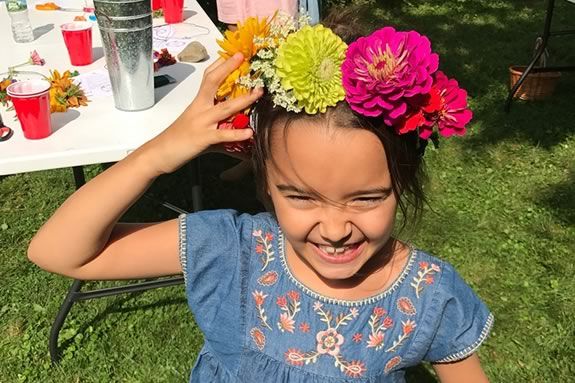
275, 25, 347, 114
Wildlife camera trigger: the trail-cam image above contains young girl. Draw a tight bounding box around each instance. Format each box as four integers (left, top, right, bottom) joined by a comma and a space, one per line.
28, 11, 493, 383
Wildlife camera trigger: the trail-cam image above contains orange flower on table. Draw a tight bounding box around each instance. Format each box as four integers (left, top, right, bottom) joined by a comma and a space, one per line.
216, 16, 271, 100
48, 70, 88, 113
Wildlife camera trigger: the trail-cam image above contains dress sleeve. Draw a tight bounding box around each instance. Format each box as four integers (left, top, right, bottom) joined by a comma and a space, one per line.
178, 209, 253, 340
423, 264, 494, 363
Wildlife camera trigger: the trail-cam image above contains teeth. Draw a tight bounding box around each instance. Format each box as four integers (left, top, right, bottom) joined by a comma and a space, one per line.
319, 245, 347, 255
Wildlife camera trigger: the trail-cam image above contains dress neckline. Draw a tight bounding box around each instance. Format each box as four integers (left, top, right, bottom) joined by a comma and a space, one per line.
277, 229, 416, 307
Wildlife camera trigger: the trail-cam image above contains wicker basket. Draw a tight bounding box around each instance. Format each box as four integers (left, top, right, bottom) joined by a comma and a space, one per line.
509, 65, 561, 101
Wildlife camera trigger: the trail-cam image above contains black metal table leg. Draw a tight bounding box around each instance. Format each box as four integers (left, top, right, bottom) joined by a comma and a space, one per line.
505, 0, 556, 112
49, 280, 84, 362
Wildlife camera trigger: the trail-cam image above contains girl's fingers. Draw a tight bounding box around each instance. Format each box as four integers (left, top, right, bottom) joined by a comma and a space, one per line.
212, 126, 254, 143
197, 53, 244, 101
204, 57, 225, 74
209, 87, 264, 123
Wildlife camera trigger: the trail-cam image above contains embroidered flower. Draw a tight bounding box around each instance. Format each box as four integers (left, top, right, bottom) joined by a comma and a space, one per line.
252, 290, 272, 330
367, 331, 385, 349
276, 296, 287, 308
299, 322, 310, 333
316, 328, 344, 356
287, 290, 300, 301
276, 291, 301, 332
412, 261, 440, 298
397, 297, 416, 316
367, 307, 393, 350
252, 290, 267, 306
253, 230, 275, 271
313, 301, 323, 311
383, 316, 394, 328
342, 27, 439, 126
384, 356, 402, 374
373, 307, 387, 317
285, 348, 305, 366
402, 319, 416, 335
386, 320, 417, 352
349, 307, 359, 318
250, 328, 266, 350
344, 360, 367, 378
283, 304, 363, 377
352, 333, 363, 343
257, 270, 278, 286
275, 24, 347, 114
278, 312, 296, 333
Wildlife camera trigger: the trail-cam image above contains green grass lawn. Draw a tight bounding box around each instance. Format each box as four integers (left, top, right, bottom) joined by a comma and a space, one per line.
1, 0, 574, 381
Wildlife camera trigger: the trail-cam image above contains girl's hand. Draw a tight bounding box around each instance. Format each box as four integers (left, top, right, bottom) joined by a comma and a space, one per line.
143, 52, 263, 175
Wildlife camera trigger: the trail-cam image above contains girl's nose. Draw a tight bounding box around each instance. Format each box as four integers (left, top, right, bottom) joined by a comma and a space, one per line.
318, 207, 353, 244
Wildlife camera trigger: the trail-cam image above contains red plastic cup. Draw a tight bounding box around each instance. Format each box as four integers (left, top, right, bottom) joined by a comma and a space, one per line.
163, 0, 183, 23
151, 0, 162, 11
61, 22, 93, 66
7, 80, 52, 140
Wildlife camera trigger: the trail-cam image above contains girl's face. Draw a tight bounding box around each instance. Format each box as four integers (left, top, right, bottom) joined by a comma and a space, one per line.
266, 120, 399, 284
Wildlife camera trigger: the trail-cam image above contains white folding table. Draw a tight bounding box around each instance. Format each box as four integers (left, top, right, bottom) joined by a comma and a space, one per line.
0, 0, 221, 362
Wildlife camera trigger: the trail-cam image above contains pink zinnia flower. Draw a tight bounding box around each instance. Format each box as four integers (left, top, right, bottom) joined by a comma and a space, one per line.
342, 27, 439, 125
418, 71, 473, 139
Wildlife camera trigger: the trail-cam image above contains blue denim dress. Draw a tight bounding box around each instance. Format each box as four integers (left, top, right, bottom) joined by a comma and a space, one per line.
179, 210, 493, 382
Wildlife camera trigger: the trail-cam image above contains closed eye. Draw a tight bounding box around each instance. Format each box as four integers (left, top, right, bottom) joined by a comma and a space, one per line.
348, 196, 384, 208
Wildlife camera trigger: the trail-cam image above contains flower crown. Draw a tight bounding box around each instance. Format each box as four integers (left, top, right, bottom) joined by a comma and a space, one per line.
216, 13, 472, 153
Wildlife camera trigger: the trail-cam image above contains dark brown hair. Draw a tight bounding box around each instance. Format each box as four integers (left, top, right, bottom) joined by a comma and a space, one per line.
250, 7, 428, 232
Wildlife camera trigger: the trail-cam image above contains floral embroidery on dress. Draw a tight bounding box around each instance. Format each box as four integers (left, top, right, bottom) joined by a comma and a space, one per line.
252, 290, 272, 330
384, 356, 402, 374
366, 307, 394, 350
277, 291, 301, 333
397, 297, 416, 316
258, 270, 279, 286
284, 301, 367, 378
299, 322, 310, 333
253, 230, 275, 271
250, 327, 266, 351
385, 320, 416, 352
411, 261, 441, 298
352, 333, 363, 343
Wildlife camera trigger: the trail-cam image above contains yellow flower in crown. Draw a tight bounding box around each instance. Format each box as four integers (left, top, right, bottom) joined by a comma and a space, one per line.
216, 16, 272, 100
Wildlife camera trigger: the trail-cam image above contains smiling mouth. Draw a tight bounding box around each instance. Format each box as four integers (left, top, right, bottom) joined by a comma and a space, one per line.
311, 241, 366, 264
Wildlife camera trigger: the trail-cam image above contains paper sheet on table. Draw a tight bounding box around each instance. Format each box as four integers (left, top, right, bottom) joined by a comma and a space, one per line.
73, 69, 113, 99
152, 23, 210, 54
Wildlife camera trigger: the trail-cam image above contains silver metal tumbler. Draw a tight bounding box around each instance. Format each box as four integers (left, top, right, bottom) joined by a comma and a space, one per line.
94, 0, 154, 111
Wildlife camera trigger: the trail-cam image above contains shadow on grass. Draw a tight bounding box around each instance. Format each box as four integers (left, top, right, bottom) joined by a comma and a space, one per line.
406, 365, 438, 382
58, 291, 188, 357
535, 166, 575, 227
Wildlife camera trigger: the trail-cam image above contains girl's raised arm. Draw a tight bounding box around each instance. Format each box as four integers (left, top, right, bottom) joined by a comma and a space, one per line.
27, 53, 262, 280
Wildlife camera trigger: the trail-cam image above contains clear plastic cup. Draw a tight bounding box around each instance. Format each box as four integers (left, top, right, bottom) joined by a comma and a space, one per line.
61, 22, 93, 66
7, 80, 53, 140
